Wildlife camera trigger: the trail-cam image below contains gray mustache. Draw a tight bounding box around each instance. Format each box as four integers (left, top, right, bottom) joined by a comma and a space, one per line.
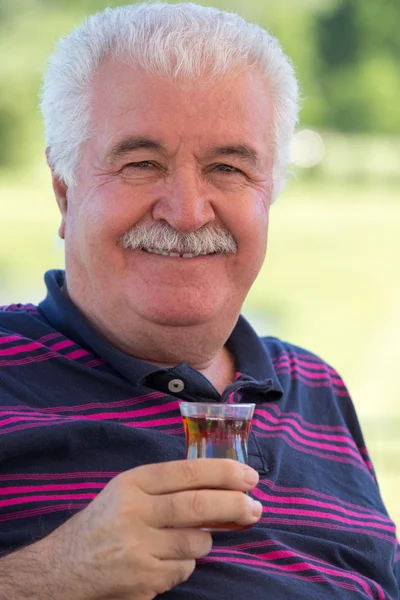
120, 222, 237, 255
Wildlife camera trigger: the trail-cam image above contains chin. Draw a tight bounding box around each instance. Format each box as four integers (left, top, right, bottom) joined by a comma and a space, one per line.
146, 314, 208, 327
132, 295, 222, 328
140, 307, 213, 327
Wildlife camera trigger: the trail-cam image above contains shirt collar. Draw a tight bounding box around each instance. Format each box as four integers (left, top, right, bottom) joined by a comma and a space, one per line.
39, 269, 283, 402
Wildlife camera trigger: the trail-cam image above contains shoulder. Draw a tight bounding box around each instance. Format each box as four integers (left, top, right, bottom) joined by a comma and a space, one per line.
261, 335, 337, 370
261, 335, 349, 397
0, 302, 50, 339
0, 303, 41, 316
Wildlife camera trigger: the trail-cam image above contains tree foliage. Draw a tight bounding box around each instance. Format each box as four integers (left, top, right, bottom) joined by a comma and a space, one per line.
313, 0, 400, 133
0, 0, 399, 168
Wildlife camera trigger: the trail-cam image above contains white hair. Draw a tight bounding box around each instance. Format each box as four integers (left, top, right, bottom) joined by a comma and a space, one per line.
40, 2, 299, 201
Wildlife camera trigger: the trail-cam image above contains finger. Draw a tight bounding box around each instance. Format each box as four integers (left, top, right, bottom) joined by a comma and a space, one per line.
130, 459, 259, 495
152, 489, 263, 528
150, 528, 212, 560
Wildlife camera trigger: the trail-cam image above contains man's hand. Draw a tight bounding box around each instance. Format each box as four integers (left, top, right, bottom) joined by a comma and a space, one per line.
0, 459, 261, 600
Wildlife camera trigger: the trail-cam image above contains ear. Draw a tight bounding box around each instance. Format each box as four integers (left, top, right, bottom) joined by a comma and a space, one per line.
46, 148, 68, 240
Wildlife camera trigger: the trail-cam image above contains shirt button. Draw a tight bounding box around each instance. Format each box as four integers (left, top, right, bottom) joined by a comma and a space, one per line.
168, 379, 185, 393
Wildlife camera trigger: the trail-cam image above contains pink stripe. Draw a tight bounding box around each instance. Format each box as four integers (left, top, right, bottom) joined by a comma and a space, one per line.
212, 539, 387, 598
279, 364, 344, 385
259, 478, 392, 518
217, 539, 276, 551
64, 349, 90, 359
0, 414, 183, 435
125, 416, 182, 428
256, 431, 370, 474
85, 400, 180, 420
83, 358, 106, 368
273, 358, 344, 384
0, 391, 167, 414
259, 517, 395, 544
357, 447, 374, 473
364, 459, 374, 472
0, 414, 61, 427
35, 332, 62, 344
227, 392, 236, 404
287, 351, 340, 365
252, 488, 391, 524
252, 418, 362, 460
266, 403, 350, 433
201, 556, 360, 592
273, 354, 340, 377
0, 400, 180, 426
0, 493, 97, 509
254, 407, 354, 444
0, 419, 82, 435
0, 412, 182, 431
275, 370, 350, 395
0, 335, 24, 345
0, 482, 106, 495
215, 539, 349, 569
0, 341, 43, 357
0, 503, 88, 523
199, 556, 374, 598
0, 338, 95, 365
257, 506, 395, 532
210, 548, 379, 597
0, 351, 59, 367
161, 426, 184, 435
49, 339, 76, 351
0, 472, 119, 481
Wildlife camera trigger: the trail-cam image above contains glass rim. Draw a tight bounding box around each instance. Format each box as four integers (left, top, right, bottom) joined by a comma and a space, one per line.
179, 401, 256, 408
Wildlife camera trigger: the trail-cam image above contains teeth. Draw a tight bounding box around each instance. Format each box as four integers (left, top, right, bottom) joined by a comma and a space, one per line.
181, 251, 209, 258
146, 248, 163, 255
143, 248, 213, 258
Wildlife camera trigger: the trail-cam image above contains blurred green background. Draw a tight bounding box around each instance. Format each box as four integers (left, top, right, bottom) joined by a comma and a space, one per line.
0, 0, 399, 529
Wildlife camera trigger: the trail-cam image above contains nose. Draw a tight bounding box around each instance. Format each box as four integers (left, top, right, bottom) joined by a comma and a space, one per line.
151, 168, 215, 233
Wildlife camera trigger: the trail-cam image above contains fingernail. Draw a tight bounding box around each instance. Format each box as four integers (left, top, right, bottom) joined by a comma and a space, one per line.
247, 496, 263, 517
243, 466, 259, 487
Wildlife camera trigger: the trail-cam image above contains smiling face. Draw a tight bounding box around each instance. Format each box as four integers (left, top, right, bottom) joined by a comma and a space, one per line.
53, 59, 275, 359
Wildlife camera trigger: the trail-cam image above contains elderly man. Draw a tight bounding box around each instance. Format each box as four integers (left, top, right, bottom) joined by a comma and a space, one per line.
0, 3, 398, 599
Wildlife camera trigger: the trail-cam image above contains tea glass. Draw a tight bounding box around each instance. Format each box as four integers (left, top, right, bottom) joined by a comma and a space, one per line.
179, 401, 255, 531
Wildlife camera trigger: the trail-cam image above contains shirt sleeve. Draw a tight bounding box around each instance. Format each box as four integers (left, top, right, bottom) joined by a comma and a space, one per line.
394, 543, 400, 591
328, 362, 400, 595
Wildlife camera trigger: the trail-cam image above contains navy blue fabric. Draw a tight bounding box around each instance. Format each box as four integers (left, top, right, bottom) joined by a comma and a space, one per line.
0, 269, 398, 599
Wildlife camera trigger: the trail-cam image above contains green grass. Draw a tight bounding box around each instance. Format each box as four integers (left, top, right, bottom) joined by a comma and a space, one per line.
1, 167, 399, 529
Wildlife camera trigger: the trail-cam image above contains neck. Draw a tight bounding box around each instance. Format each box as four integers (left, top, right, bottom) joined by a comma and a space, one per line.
64, 285, 238, 394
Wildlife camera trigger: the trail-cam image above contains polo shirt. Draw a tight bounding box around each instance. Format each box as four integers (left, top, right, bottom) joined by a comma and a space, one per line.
0, 269, 398, 599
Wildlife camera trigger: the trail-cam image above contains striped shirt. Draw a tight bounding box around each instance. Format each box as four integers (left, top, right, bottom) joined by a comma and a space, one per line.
0, 269, 398, 599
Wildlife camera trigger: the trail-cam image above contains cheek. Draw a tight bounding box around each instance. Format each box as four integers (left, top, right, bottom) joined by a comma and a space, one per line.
72, 183, 151, 243
235, 198, 270, 249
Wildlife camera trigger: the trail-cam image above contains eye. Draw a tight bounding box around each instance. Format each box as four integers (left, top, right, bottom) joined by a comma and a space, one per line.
214, 164, 242, 174
125, 161, 155, 169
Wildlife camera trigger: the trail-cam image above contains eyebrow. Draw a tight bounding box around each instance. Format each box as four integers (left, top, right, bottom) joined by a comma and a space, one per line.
107, 136, 165, 163
107, 136, 260, 167
209, 144, 260, 167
